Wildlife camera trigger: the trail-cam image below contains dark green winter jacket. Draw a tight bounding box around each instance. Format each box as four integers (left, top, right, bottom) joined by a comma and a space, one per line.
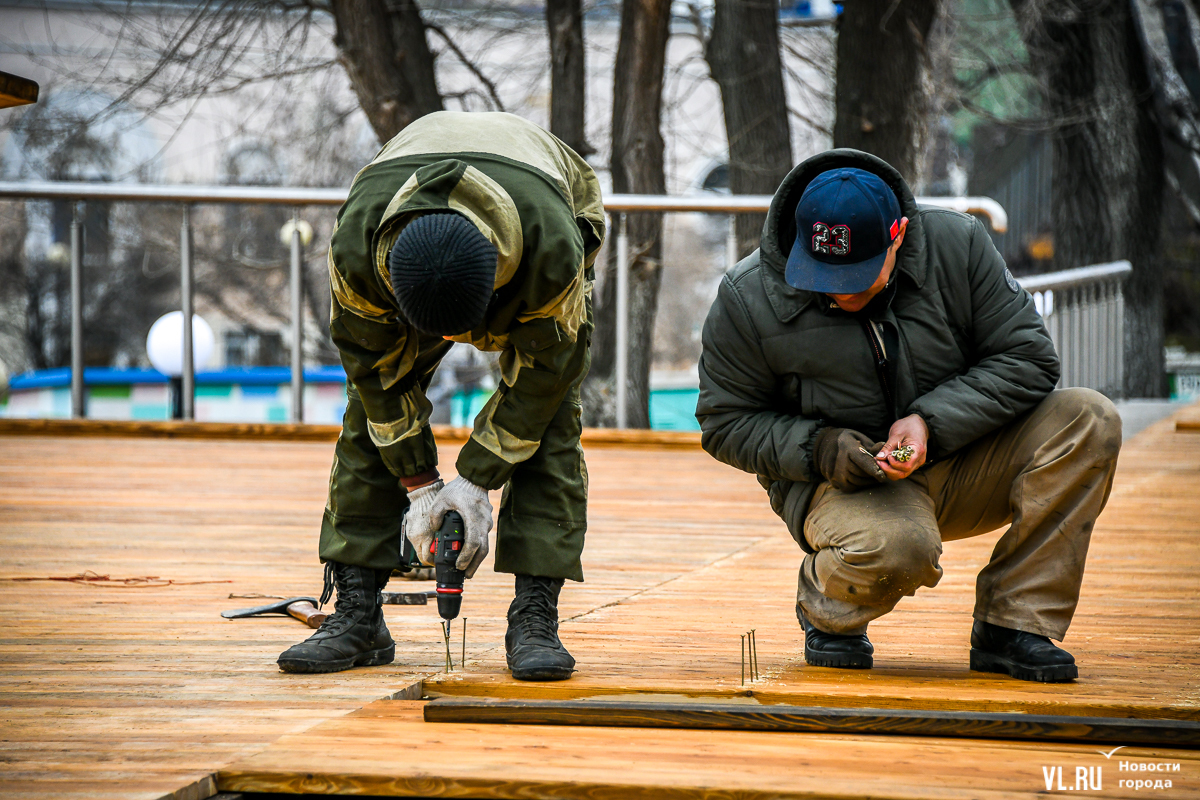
696, 149, 1060, 535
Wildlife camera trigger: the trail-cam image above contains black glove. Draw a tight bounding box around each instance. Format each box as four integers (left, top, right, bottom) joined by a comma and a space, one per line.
813, 427, 887, 492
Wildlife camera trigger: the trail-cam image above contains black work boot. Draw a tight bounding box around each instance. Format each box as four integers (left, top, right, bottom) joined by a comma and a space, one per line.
970, 620, 1077, 682
277, 562, 395, 674
797, 605, 873, 669
505, 575, 575, 681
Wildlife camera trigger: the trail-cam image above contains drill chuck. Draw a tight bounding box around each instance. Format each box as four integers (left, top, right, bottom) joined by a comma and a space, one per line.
433, 510, 466, 620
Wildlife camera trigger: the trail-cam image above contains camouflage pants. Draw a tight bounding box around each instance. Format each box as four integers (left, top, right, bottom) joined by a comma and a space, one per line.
317, 380, 589, 583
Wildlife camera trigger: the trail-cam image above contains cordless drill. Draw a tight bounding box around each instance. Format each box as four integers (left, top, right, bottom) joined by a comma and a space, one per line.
431, 510, 466, 621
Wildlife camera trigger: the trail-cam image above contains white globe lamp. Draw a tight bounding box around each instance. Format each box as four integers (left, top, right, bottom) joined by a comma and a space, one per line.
147, 311, 214, 420
279, 218, 314, 247
146, 311, 214, 376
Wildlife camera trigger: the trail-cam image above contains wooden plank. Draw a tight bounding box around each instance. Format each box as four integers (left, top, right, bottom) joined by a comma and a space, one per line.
0, 69, 39, 109
424, 697, 1200, 747
219, 698, 1200, 800
1176, 419, 1200, 432
0, 418, 700, 447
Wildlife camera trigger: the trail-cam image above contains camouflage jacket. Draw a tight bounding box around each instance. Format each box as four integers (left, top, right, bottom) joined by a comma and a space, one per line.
327, 111, 606, 490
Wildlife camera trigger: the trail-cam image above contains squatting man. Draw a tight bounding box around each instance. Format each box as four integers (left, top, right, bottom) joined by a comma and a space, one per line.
278, 111, 604, 681
697, 149, 1122, 682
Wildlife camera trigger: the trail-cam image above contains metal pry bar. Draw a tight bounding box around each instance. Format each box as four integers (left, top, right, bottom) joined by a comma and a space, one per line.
381, 590, 435, 605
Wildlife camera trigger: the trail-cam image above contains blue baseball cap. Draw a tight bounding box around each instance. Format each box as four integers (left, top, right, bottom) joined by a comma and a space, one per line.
784, 167, 903, 294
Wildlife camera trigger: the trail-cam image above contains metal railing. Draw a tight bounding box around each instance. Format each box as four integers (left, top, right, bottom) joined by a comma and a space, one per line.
0, 180, 1008, 425
1018, 261, 1132, 398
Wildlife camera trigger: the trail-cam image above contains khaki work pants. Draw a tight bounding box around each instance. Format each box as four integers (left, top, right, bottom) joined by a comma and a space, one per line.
794, 388, 1122, 640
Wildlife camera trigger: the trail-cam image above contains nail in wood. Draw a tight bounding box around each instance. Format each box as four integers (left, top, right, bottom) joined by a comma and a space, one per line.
741, 634, 746, 686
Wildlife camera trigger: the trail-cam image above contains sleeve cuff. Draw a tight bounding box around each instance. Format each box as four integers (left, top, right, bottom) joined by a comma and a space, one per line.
909, 409, 940, 460
377, 425, 440, 479
800, 423, 827, 482
454, 437, 518, 491
399, 468, 441, 489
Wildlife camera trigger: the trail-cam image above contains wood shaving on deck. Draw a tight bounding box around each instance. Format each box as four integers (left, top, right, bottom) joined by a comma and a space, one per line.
5, 570, 232, 588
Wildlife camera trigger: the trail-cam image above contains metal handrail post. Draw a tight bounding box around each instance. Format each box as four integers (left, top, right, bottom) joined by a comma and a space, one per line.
1108, 281, 1119, 395
1083, 285, 1093, 391
289, 212, 304, 423
1088, 283, 1099, 391
1098, 282, 1110, 394
180, 205, 195, 420
1116, 283, 1126, 399
1075, 288, 1084, 389
1060, 289, 1070, 388
615, 213, 629, 429
1064, 290, 1075, 389
69, 202, 85, 418
726, 214, 738, 271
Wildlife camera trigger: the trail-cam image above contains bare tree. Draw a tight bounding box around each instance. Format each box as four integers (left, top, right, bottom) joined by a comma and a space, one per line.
329, 0, 443, 143
0, 95, 183, 373
705, 0, 793, 257
546, 0, 592, 156
1, 1, 525, 372
1135, 0, 1200, 225
1009, 0, 1167, 396
586, 0, 671, 428
833, 0, 941, 182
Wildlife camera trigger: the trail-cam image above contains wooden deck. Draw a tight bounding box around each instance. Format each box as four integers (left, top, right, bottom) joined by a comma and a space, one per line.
1, 405, 1198, 799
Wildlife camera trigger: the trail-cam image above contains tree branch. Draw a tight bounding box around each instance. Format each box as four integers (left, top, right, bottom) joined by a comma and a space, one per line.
426, 22, 506, 112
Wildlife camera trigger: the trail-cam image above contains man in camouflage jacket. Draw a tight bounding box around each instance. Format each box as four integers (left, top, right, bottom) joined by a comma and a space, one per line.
279, 111, 604, 680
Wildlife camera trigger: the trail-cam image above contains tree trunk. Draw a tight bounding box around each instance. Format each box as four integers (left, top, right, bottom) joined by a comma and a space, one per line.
546, 0, 593, 156
1010, 0, 1166, 397
705, 0, 793, 258
833, 0, 939, 182
329, 0, 443, 144
584, 0, 671, 428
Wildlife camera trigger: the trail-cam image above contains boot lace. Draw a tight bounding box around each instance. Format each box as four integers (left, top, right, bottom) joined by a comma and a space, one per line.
511, 580, 559, 643
315, 563, 371, 636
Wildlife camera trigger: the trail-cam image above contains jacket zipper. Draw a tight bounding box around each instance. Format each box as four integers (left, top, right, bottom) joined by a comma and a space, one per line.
860, 318, 896, 420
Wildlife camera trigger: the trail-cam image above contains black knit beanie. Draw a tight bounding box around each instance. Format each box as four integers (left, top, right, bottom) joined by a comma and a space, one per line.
388, 212, 498, 336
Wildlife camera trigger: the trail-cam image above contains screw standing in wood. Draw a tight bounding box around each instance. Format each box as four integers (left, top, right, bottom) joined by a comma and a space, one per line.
750, 629, 759, 681
741, 634, 746, 686
441, 620, 453, 672
462, 617, 467, 666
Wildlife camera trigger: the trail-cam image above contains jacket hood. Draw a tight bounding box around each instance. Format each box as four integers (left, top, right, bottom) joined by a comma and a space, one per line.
372, 158, 525, 297
759, 149, 927, 321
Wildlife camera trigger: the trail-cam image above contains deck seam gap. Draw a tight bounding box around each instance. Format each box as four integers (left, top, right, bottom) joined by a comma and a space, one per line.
562, 536, 771, 624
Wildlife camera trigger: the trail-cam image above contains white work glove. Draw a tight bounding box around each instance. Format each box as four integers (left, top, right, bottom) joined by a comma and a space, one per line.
402, 479, 444, 567
428, 476, 493, 578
